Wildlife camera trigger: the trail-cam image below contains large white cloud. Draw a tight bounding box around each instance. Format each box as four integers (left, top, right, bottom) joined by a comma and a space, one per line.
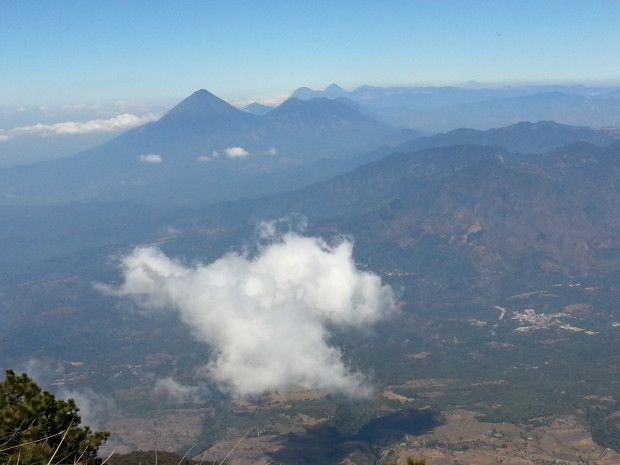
102, 231, 396, 398
8, 113, 159, 137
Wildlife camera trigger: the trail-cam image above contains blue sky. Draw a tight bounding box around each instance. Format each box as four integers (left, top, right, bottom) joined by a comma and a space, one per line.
2, 0, 620, 107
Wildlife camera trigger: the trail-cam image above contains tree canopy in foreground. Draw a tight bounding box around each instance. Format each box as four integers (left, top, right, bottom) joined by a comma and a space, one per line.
0, 369, 109, 465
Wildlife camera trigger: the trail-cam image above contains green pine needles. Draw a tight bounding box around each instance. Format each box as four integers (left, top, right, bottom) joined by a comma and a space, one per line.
0, 369, 109, 465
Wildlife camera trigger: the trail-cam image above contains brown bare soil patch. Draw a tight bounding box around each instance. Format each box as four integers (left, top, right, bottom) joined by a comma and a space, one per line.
197, 434, 280, 465
408, 351, 432, 359
563, 303, 593, 313
472, 379, 508, 386
104, 410, 207, 453
485, 341, 515, 348
264, 387, 327, 403
391, 410, 620, 465
382, 390, 415, 403
106, 407, 620, 465
403, 378, 455, 388
583, 395, 615, 403
507, 291, 557, 300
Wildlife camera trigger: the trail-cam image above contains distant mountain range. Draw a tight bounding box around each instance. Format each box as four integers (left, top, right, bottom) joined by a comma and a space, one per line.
0, 89, 412, 206
394, 120, 620, 154
0, 116, 618, 276
182, 135, 620, 299
2, 115, 619, 302
335, 141, 620, 299
3, 85, 619, 208
2, 117, 620, 372
3, 86, 620, 459
288, 83, 620, 131
181, 121, 620, 227
1, 87, 620, 349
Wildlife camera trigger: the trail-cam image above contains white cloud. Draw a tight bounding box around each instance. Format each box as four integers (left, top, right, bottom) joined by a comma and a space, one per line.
60, 103, 102, 112
267, 147, 277, 155
56, 387, 116, 430
231, 94, 288, 108
154, 377, 201, 403
19, 359, 116, 431
223, 146, 250, 158
197, 155, 212, 162
22, 358, 63, 384
101, 231, 396, 399
0, 133, 11, 142
257, 221, 278, 240
9, 113, 160, 137
256, 217, 307, 240
139, 154, 163, 163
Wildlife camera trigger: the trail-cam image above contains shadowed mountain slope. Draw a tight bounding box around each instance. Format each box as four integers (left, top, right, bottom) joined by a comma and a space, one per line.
395, 120, 619, 154
334, 141, 620, 299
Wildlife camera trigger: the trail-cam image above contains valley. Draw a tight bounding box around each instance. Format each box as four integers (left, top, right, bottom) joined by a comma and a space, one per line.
6, 3, 620, 463
21, 274, 619, 463
2, 85, 620, 464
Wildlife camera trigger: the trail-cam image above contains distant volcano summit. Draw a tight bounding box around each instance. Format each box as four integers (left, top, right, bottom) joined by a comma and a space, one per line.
165, 89, 256, 119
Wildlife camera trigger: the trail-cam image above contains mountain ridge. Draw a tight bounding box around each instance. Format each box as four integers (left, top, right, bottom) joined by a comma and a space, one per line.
165, 88, 245, 117
0, 90, 406, 206
290, 83, 620, 131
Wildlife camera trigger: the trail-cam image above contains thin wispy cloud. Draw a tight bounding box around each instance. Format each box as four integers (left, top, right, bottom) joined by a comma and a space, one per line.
154, 377, 202, 404
20, 358, 116, 431
56, 387, 116, 431
139, 154, 163, 163
197, 150, 220, 162
59, 103, 103, 111
232, 94, 288, 108
6, 113, 159, 137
